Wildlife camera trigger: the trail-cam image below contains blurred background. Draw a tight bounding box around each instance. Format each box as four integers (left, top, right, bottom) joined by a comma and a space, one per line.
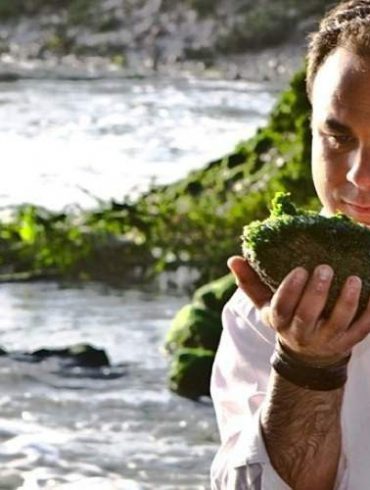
0, 1, 333, 489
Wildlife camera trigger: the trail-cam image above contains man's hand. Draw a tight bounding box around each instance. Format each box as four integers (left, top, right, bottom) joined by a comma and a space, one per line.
228, 255, 370, 364
227, 255, 272, 308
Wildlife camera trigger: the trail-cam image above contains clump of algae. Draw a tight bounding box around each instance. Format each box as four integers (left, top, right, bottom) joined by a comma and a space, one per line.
242, 193, 370, 317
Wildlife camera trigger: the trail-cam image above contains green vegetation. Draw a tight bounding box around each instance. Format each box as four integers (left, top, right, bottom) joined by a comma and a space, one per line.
135, 68, 318, 285
217, 4, 294, 51
163, 69, 320, 400
0, 68, 318, 288
166, 274, 236, 399
0, 68, 320, 398
0, 0, 97, 22
242, 192, 370, 318
0, 0, 335, 53
165, 274, 236, 354
0, 1, 20, 18
0, 0, 60, 18
67, 0, 97, 25
183, 0, 220, 18
168, 348, 215, 399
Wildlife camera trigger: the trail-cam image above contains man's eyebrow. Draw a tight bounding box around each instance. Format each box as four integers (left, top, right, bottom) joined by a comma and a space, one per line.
322, 118, 351, 133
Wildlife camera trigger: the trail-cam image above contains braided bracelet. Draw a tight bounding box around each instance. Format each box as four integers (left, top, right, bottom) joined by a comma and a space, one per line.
270, 340, 351, 391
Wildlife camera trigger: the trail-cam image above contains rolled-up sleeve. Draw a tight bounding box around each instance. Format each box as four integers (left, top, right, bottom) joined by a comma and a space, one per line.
210, 408, 291, 489
210, 289, 349, 490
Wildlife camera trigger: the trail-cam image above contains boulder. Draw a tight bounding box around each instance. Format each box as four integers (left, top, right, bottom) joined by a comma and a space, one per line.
9, 343, 110, 369
30, 343, 110, 367
193, 273, 236, 312
5, 343, 127, 380
166, 273, 237, 399
169, 348, 215, 400
165, 303, 223, 354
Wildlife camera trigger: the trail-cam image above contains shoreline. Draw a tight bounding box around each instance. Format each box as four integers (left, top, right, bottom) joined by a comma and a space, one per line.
0, 43, 305, 85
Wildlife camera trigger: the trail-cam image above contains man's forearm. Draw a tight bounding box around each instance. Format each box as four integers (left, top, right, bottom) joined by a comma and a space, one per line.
260, 370, 344, 490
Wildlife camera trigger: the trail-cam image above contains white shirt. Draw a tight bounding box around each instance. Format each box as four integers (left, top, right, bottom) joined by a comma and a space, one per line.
210, 288, 370, 490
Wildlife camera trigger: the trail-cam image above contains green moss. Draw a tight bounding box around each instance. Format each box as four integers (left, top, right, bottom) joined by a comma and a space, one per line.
169, 348, 215, 399
165, 303, 222, 354
0, 68, 318, 288
193, 273, 236, 312
242, 193, 370, 317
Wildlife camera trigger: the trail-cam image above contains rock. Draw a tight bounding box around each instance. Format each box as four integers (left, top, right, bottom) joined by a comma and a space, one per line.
31, 343, 110, 368
0, 71, 20, 82
165, 274, 236, 355
193, 273, 236, 313
165, 303, 223, 354
165, 273, 237, 399
5, 344, 126, 380
169, 347, 215, 399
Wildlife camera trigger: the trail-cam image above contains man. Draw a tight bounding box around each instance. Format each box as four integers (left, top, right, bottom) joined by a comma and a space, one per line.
211, 1, 370, 489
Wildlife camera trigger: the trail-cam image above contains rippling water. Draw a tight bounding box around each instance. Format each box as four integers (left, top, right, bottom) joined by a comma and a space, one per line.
0, 282, 219, 489
0, 77, 275, 210
0, 76, 278, 488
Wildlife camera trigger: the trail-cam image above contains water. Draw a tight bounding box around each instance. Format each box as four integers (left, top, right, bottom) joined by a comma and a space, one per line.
0, 282, 218, 489
0, 77, 275, 210
0, 76, 278, 488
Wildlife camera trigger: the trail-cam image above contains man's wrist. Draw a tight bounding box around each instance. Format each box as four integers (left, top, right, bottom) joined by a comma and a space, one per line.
270, 339, 351, 391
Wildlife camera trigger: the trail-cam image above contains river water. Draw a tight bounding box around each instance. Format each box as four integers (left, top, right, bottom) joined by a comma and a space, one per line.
0, 281, 218, 489
0, 76, 277, 489
0, 77, 275, 210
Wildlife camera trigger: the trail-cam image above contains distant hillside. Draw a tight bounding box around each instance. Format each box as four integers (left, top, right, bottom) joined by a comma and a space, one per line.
0, 0, 335, 75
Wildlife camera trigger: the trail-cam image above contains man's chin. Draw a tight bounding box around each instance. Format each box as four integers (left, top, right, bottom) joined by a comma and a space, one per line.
340, 203, 370, 227
344, 212, 370, 226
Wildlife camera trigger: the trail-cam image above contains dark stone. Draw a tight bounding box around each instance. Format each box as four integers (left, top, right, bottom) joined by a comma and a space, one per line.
7, 344, 128, 381
30, 343, 110, 368
0, 72, 21, 82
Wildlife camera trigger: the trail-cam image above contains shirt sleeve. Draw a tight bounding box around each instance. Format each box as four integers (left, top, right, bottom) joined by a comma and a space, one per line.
210, 289, 349, 490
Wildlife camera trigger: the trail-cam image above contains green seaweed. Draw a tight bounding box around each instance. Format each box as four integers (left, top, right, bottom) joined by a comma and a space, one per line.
242, 193, 370, 317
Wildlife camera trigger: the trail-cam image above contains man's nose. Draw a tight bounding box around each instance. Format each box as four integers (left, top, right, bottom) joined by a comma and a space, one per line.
346, 146, 370, 190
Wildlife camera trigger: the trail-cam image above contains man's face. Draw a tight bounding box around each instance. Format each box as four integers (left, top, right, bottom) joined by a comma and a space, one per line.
311, 47, 370, 226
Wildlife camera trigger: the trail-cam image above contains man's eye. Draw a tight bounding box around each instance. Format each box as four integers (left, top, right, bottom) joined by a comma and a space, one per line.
325, 134, 354, 148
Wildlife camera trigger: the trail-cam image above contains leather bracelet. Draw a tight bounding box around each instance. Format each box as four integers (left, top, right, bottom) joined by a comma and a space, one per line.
270, 340, 351, 391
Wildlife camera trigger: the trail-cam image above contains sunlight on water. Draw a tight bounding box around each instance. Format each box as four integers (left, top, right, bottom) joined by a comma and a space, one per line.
0, 77, 277, 488
0, 282, 217, 488
0, 78, 275, 210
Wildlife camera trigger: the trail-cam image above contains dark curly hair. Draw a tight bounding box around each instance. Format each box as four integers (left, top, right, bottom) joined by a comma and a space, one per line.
307, 0, 370, 98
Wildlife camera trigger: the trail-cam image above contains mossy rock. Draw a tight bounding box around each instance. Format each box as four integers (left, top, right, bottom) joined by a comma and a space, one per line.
193, 273, 236, 313
165, 273, 237, 398
165, 303, 223, 354
169, 348, 215, 400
